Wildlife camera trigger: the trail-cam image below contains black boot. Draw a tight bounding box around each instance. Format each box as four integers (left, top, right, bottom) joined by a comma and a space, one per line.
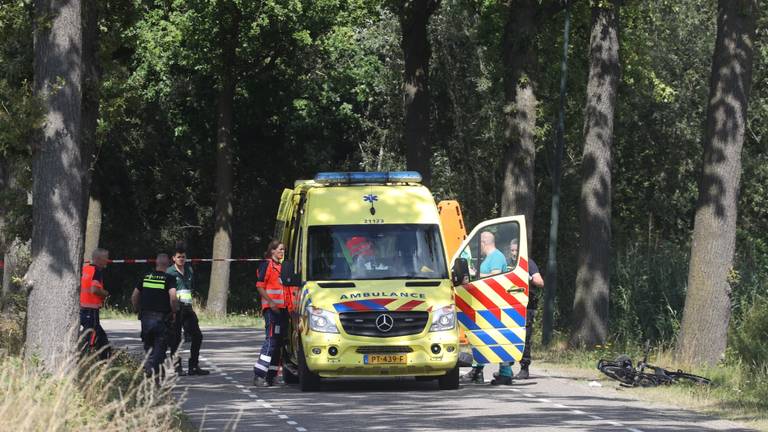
188, 365, 210, 376
516, 366, 530, 380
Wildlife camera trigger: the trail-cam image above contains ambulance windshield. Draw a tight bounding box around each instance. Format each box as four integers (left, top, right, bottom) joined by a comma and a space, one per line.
307, 224, 448, 281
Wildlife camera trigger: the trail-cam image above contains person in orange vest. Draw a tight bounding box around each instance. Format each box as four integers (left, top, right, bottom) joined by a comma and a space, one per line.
80, 247, 111, 359
253, 240, 288, 387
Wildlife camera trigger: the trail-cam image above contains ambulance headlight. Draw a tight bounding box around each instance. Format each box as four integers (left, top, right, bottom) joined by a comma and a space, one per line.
307, 306, 339, 333
429, 305, 456, 332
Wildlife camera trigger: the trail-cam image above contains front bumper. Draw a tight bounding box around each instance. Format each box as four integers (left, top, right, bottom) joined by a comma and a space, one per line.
303, 329, 460, 378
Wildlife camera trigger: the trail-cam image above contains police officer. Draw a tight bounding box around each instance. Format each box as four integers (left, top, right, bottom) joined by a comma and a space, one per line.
167, 243, 209, 376
131, 253, 177, 378
80, 248, 111, 359
253, 240, 288, 387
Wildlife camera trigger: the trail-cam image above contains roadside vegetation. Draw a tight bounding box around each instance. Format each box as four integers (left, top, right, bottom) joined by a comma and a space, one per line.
0, 294, 186, 432
100, 301, 264, 329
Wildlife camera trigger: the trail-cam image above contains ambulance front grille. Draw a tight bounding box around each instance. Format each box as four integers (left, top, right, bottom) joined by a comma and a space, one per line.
355, 346, 414, 354
339, 311, 429, 337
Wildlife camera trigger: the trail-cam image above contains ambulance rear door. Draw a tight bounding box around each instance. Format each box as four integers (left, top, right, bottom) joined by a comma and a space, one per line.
451, 216, 529, 364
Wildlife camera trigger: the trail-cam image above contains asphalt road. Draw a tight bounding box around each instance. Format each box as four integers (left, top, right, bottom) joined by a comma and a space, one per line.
104, 319, 753, 432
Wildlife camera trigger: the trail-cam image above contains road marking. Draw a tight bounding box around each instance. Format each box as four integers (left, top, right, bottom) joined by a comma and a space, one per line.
287, 421, 297, 425
554, 404, 569, 409
279, 415, 288, 419
608, 421, 623, 427
627, 428, 644, 432
571, 410, 586, 415
296, 428, 307, 432
537, 398, 551, 403
589, 415, 603, 420
235, 384, 245, 389
511, 388, 521, 392
523, 393, 535, 398
262, 403, 273, 408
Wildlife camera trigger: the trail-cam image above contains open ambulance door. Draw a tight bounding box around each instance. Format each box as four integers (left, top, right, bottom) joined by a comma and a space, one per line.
451, 216, 529, 364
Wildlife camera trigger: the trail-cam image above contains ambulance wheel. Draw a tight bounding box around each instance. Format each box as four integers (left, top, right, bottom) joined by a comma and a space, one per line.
438, 366, 460, 390
283, 365, 299, 384
298, 343, 321, 392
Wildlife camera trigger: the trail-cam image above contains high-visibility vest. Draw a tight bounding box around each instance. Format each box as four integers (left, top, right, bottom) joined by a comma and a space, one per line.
80, 265, 106, 309
167, 264, 193, 305
257, 260, 286, 310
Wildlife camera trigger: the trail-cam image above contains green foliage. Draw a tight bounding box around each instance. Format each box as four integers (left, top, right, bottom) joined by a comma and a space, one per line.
730, 295, 768, 370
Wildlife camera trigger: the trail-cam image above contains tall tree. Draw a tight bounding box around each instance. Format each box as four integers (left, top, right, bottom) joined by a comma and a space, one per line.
499, 0, 565, 239
82, 0, 101, 262
677, 0, 758, 366
24, 0, 89, 368
207, 0, 240, 316
398, 0, 440, 187
571, 0, 620, 347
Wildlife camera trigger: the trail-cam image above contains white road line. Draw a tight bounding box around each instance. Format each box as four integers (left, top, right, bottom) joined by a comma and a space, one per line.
511, 388, 521, 392
627, 428, 644, 432
240, 389, 250, 394
235, 384, 245, 388
554, 404, 569, 409
247, 394, 258, 398
262, 403, 273, 408
571, 410, 586, 415
608, 421, 623, 427
537, 398, 551, 403
296, 428, 307, 432
271, 409, 281, 413
523, 393, 535, 398
589, 415, 603, 420
279, 415, 288, 419
287, 421, 297, 425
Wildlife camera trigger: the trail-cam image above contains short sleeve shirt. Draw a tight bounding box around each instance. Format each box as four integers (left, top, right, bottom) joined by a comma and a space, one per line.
138, 270, 176, 313
480, 249, 507, 276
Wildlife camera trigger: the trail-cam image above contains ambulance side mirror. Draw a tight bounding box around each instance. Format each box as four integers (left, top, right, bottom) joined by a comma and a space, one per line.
452, 258, 469, 286
281, 260, 302, 286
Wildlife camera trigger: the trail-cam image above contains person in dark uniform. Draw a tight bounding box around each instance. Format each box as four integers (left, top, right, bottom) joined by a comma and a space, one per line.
131, 253, 177, 378
253, 240, 289, 387
507, 239, 544, 379
167, 243, 209, 376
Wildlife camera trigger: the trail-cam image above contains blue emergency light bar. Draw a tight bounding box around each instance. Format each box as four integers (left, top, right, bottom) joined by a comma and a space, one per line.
314, 171, 422, 185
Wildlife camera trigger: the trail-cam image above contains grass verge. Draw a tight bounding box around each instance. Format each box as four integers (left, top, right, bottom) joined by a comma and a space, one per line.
0, 349, 186, 431
536, 336, 768, 431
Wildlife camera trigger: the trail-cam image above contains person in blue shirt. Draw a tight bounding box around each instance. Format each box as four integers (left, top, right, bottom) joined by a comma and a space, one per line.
460, 231, 508, 384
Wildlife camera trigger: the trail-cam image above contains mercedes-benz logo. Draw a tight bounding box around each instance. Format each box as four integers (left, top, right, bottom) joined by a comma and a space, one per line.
375, 314, 394, 333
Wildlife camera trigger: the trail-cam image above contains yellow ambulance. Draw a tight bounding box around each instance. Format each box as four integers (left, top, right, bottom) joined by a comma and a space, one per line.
275, 172, 530, 391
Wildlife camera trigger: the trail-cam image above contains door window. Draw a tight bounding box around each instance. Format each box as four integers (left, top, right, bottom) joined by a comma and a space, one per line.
458, 221, 520, 282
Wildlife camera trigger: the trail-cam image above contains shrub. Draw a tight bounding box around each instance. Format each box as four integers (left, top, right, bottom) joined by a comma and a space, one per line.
730, 294, 768, 370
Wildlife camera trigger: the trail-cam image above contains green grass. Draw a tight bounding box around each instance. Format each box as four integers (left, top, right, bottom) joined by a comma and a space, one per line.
536, 334, 768, 431
101, 305, 264, 328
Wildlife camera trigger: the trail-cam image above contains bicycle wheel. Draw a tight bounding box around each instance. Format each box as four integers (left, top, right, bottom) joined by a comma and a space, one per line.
598, 363, 634, 385
671, 371, 712, 386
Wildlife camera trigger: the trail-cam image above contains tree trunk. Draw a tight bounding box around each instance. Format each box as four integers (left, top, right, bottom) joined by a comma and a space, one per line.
207, 1, 239, 316
25, 0, 88, 369
500, 1, 538, 242
677, 0, 758, 366
81, 0, 101, 263
400, 0, 439, 187
83, 192, 102, 262
570, 3, 620, 348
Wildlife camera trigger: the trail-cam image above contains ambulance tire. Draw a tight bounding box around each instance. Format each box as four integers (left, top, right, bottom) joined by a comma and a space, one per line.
298, 343, 321, 391
438, 366, 460, 390
283, 364, 300, 384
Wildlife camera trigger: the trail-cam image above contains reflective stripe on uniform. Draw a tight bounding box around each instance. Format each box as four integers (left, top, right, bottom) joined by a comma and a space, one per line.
177, 289, 193, 304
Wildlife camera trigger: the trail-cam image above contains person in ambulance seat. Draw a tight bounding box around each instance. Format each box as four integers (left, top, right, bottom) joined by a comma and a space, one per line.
345, 235, 377, 278
131, 253, 177, 380
253, 240, 289, 387
80, 248, 112, 359
167, 243, 209, 376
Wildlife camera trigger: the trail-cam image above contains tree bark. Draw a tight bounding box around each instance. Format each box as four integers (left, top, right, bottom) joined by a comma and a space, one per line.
25, 0, 88, 369
207, 1, 239, 316
500, 1, 538, 243
400, 0, 439, 187
571, 2, 620, 348
81, 0, 101, 263
83, 192, 102, 262
678, 0, 758, 366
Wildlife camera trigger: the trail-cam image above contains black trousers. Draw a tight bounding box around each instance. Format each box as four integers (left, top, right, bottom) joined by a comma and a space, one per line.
520, 307, 536, 368
169, 305, 203, 368
80, 307, 111, 359
141, 312, 170, 375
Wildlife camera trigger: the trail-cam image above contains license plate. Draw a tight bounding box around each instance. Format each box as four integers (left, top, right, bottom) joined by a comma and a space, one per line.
363, 354, 407, 365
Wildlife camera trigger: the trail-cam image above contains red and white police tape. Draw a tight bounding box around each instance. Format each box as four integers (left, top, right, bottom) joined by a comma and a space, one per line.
0, 258, 267, 267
